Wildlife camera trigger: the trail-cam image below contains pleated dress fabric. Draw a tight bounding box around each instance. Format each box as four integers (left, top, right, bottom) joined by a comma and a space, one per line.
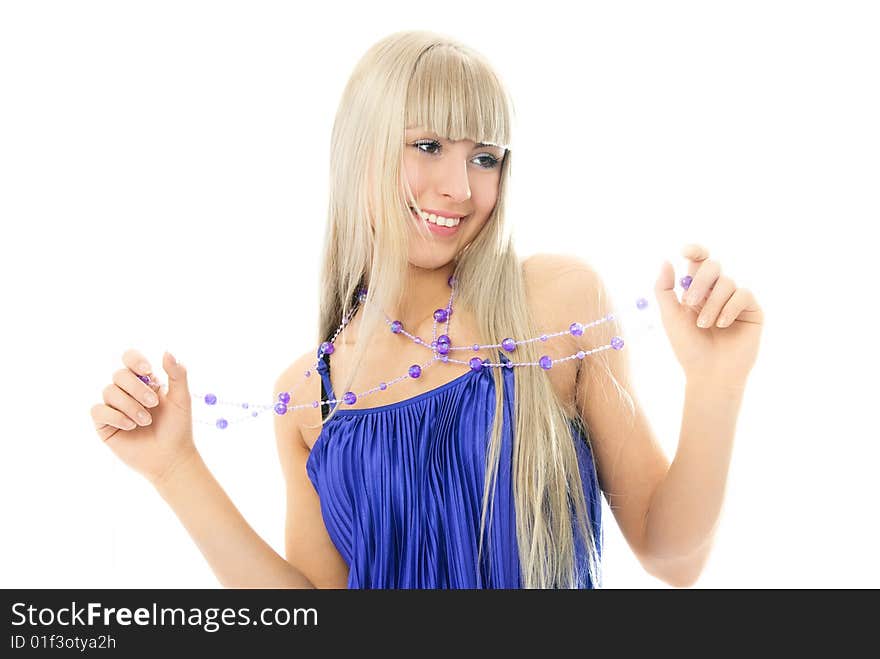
306, 344, 603, 589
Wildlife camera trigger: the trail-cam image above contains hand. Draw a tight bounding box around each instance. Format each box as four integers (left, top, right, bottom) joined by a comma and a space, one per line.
654, 244, 765, 387
90, 349, 197, 487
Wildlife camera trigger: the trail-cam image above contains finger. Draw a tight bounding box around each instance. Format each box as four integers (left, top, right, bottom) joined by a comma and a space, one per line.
161, 351, 192, 411
696, 276, 736, 328
102, 383, 152, 427
716, 288, 758, 327
112, 368, 159, 409
655, 261, 688, 324
122, 349, 164, 394
91, 403, 137, 433
683, 259, 721, 307
122, 349, 154, 379
682, 244, 710, 278
678, 244, 710, 296
682, 244, 710, 263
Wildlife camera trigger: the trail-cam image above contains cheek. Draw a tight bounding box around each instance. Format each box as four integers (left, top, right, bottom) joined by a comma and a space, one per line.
473, 174, 500, 207
473, 194, 498, 222
401, 154, 424, 194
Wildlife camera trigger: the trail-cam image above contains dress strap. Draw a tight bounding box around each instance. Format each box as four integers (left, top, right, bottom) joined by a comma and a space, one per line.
315, 344, 336, 422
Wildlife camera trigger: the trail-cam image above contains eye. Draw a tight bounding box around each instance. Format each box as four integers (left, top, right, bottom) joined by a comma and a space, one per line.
413, 139, 442, 155
473, 154, 500, 169
412, 140, 501, 169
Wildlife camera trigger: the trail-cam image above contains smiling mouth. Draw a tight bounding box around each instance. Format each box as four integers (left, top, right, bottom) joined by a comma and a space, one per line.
409, 207, 469, 228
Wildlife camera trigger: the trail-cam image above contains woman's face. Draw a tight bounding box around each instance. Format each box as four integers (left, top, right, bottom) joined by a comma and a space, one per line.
400, 126, 506, 269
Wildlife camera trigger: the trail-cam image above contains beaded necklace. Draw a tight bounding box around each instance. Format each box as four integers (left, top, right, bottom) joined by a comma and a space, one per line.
139, 273, 691, 429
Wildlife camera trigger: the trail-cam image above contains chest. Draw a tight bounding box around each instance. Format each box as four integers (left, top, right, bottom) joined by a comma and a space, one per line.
299, 305, 579, 451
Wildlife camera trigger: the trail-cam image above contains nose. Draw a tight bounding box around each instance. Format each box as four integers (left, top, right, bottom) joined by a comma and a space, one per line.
437, 157, 471, 203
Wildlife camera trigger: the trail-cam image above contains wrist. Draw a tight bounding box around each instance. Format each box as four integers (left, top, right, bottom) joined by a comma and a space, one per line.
685, 373, 747, 394
150, 447, 203, 496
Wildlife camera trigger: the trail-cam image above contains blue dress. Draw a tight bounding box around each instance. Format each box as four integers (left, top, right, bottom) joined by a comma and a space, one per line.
306, 344, 603, 588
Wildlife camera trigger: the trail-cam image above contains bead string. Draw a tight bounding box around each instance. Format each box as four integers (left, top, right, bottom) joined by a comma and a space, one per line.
139, 275, 694, 429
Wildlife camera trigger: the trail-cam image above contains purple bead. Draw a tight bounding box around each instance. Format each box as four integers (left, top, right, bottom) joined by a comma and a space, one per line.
501, 337, 516, 352
433, 308, 448, 323
611, 336, 624, 350
379, 382, 387, 391
251, 411, 259, 417
137, 374, 150, 385
505, 360, 514, 369
437, 342, 450, 355
469, 357, 484, 372
431, 340, 437, 348
204, 393, 217, 405
216, 418, 228, 430
274, 402, 288, 415
390, 320, 402, 334
540, 334, 548, 342
569, 323, 584, 337
343, 391, 357, 405
448, 275, 457, 287
304, 370, 311, 377
242, 402, 249, 409
437, 334, 450, 345
472, 344, 480, 351
539, 355, 553, 370
320, 341, 335, 355
636, 297, 648, 310
680, 275, 693, 290
278, 392, 291, 405
312, 400, 319, 408
408, 364, 422, 379
440, 355, 449, 362
577, 350, 585, 359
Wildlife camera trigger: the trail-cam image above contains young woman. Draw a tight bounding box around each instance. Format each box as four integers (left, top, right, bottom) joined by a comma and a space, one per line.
90, 30, 764, 589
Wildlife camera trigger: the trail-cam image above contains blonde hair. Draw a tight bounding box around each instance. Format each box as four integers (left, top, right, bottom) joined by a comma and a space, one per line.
311, 30, 607, 588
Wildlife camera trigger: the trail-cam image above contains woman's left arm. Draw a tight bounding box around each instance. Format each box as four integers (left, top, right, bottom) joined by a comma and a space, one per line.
544, 245, 764, 586
641, 243, 765, 577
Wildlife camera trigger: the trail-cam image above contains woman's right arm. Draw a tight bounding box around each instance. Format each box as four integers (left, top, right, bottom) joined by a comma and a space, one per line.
152, 448, 314, 588
91, 348, 314, 588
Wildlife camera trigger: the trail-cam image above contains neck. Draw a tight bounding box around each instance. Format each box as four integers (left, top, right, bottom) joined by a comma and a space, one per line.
391, 262, 457, 330
350, 262, 457, 342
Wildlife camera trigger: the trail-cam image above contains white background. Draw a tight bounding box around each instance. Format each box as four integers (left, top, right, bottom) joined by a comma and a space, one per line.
1, 1, 877, 588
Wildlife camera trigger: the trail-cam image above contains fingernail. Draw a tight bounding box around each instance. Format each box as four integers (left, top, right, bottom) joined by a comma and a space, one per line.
139, 362, 151, 373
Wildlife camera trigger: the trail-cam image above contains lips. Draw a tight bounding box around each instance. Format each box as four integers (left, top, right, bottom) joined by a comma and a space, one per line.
411, 208, 467, 236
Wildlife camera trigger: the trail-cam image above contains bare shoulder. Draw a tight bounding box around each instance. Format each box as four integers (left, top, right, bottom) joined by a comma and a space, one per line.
272, 347, 350, 587
521, 252, 608, 415
522, 252, 605, 319
273, 347, 322, 457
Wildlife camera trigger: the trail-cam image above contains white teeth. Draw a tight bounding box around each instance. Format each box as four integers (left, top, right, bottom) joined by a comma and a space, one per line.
412, 208, 461, 227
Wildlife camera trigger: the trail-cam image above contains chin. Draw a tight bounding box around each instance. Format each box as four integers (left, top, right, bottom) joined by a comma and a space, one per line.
408, 252, 457, 270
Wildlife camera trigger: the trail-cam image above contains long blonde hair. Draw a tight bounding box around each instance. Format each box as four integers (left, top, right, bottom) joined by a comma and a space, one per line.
312, 30, 607, 588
